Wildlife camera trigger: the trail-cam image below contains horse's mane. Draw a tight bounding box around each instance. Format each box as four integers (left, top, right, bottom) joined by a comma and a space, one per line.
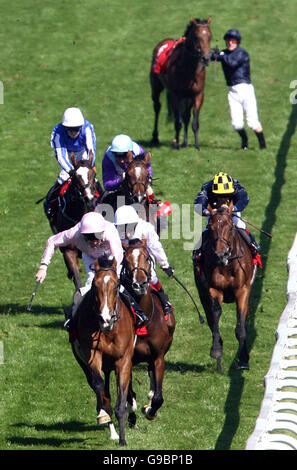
128, 238, 143, 246
97, 253, 114, 268
184, 18, 208, 36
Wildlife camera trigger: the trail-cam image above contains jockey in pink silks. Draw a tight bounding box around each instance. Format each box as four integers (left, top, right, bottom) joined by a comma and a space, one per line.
35, 212, 147, 331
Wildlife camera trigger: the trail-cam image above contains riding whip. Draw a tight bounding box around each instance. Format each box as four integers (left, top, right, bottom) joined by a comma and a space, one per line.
232, 213, 273, 238
27, 281, 41, 311
171, 274, 204, 324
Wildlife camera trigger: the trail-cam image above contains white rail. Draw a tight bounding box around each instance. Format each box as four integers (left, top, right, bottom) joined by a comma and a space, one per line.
246, 234, 297, 450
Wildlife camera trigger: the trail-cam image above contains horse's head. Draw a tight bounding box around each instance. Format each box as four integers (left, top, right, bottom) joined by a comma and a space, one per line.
121, 238, 153, 297
70, 152, 98, 211
92, 255, 119, 332
187, 17, 212, 66
208, 202, 235, 266
124, 152, 151, 204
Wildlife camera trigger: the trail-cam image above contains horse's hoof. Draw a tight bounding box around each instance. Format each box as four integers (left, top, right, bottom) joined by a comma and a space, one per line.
97, 410, 112, 426
142, 405, 157, 420
210, 347, 222, 360
128, 412, 137, 428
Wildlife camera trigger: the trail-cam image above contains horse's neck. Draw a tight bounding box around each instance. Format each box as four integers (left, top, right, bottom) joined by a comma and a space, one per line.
139, 287, 154, 316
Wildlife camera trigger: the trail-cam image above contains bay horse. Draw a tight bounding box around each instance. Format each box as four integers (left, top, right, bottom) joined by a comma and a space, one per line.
150, 17, 212, 150
71, 255, 135, 446
120, 238, 175, 423
98, 152, 162, 235
51, 152, 100, 290
193, 203, 256, 372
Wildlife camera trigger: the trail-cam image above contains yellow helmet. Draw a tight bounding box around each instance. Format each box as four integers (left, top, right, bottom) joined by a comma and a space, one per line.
212, 172, 234, 194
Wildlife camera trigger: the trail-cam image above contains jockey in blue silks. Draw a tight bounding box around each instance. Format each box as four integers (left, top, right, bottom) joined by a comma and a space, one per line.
44, 107, 99, 224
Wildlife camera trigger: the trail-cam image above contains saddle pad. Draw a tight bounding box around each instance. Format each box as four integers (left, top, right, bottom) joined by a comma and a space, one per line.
152, 37, 186, 74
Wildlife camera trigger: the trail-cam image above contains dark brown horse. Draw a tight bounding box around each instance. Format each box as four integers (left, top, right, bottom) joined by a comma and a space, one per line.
52, 152, 99, 290
150, 17, 212, 150
193, 203, 256, 372
98, 152, 162, 235
121, 239, 175, 423
71, 255, 135, 446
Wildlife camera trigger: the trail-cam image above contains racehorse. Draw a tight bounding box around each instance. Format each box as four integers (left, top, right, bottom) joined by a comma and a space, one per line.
150, 17, 212, 150
71, 255, 135, 446
120, 238, 175, 424
193, 203, 256, 372
98, 152, 162, 234
51, 152, 100, 290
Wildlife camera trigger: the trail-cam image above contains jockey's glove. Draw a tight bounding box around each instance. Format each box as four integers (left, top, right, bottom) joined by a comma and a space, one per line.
162, 266, 174, 277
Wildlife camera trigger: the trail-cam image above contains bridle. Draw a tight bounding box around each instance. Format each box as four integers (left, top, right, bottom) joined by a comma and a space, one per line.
186, 24, 211, 60
209, 212, 243, 265
92, 266, 119, 331
121, 243, 154, 292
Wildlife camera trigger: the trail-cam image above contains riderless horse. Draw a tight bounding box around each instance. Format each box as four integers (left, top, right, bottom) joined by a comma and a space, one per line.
150, 17, 212, 150
71, 255, 135, 446
121, 238, 175, 424
193, 203, 256, 371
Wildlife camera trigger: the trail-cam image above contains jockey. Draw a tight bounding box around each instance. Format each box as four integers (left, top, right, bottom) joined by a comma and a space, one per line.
102, 134, 158, 204
44, 107, 101, 224
114, 205, 174, 316
35, 212, 147, 331
193, 172, 261, 263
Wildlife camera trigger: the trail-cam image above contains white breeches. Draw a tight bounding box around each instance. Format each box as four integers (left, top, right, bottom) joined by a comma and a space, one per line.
228, 83, 261, 131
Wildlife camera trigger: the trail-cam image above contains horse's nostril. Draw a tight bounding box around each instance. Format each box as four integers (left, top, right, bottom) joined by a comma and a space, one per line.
132, 282, 140, 290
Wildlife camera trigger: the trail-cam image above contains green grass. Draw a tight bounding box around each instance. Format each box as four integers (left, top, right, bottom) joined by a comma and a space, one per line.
0, 0, 297, 451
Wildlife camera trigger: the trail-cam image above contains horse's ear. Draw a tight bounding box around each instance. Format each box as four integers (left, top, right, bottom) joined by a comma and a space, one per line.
126, 151, 133, 163
122, 241, 129, 251
141, 236, 147, 245
228, 200, 234, 213
70, 152, 78, 168
144, 152, 151, 165
190, 17, 198, 27
207, 16, 212, 25
207, 203, 213, 214
88, 150, 94, 167
93, 259, 99, 272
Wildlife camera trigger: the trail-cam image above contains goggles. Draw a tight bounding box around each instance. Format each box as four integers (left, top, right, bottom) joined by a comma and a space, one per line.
66, 126, 82, 133
83, 232, 103, 242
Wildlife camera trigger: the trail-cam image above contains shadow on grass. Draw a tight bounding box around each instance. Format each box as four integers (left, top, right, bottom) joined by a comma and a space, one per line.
13, 420, 99, 433
0, 304, 65, 316
215, 103, 297, 450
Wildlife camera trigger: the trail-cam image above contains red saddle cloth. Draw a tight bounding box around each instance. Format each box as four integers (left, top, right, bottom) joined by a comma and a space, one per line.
152, 37, 186, 74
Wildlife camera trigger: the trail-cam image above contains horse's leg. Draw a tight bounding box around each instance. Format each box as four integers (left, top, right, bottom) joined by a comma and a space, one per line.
200, 289, 223, 371
143, 357, 164, 420
192, 93, 204, 150
234, 288, 250, 370
127, 373, 137, 428
114, 356, 132, 446
181, 100, 192, 148
171, 95, 182, 150
63, 248, 82, 290
150, 72, 164, 145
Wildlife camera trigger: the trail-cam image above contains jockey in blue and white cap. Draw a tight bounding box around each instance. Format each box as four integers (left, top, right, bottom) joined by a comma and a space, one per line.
44, 107, 98, 224
51, 107, 96, 184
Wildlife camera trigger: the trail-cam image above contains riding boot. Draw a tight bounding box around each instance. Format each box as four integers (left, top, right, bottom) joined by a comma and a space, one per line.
236, 228, 261, 254
254, 130, 266, 149
119, 286, 148, 327
236, 128, 248, 150
151, 280, 173, 316
64, 290, 83, 332
193, 229, 209, 265
44, 181, 61, 224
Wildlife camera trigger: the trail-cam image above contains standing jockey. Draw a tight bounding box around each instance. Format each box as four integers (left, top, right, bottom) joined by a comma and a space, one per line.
35, 212, 147, 331
102, 134, 158, 204
44, 107, 100, 224
114, 205, 174, 316
193, 172, 261, 266
211, 29, 266, 150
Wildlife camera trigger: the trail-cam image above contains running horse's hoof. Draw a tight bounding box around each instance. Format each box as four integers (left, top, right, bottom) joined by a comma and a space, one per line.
97, 409, 112, 426
236, 361, 250, 371
142, 405, 158, 420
